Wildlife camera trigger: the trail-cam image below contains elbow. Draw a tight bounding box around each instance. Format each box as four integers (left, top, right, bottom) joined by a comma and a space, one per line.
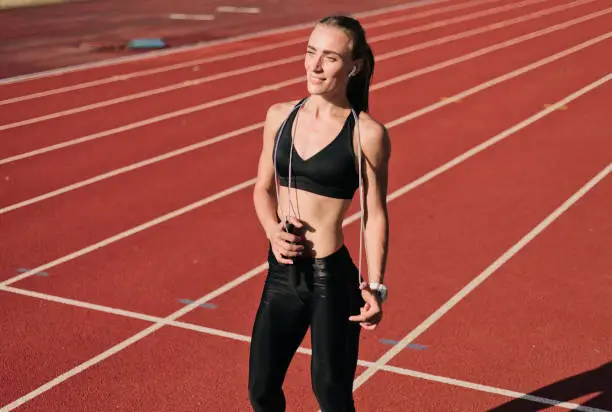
252, 180, 276, 208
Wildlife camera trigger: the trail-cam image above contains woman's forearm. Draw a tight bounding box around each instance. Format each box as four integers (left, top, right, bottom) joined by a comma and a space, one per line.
253, 185, 280, 241
364, 209, 389, 284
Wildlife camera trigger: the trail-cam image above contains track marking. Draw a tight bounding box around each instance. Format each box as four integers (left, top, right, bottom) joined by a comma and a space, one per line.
544, 103, 570, 109
0, 284, 607, 412
0, 0, 553, 128
0, 0, 451, 86
351, 75, 612, 393
3, 29, 610, 215
2, 1, 607, 166
216, 6, 261, 14
168, 13, 215, 21
1, 72, 609, 412
373, 364, 610, 412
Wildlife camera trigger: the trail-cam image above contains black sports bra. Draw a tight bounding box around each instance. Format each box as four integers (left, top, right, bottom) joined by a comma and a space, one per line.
274, 101, 360, 200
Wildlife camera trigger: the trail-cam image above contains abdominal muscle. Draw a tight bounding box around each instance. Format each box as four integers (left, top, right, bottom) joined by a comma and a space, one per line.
277, 186, 353, 258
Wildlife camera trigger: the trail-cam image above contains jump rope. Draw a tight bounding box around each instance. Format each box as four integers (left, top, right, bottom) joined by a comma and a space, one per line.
272, 98, 369, 288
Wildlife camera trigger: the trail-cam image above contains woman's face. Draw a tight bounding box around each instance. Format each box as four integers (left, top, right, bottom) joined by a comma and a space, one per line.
304, 24, 355, 97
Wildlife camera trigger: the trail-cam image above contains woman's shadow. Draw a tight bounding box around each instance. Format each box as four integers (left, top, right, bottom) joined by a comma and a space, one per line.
489, 362, 611, 411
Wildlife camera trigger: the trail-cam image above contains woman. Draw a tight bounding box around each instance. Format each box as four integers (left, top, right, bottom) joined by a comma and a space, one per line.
249, 15, 391, 412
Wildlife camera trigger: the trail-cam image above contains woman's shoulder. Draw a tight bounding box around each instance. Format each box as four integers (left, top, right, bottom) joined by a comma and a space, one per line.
356, 111, 388, 144
265, 100, 303, 123
261, 100, 303, 142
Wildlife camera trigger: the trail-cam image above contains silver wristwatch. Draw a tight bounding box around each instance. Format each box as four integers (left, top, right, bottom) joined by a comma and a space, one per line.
369, 282, 388, 302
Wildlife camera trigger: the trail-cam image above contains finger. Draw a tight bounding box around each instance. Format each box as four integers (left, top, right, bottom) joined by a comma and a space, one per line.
348, 312, 367, 322
278, 247, 300, 257
278, 232, 303, 245
274, 253, 294, 265
348, 309, 368, 322
275, 240, 303, 254
287, 216, 304, 228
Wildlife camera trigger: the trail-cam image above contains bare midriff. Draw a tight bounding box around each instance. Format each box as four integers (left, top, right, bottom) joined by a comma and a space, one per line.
277, 186, 353, 258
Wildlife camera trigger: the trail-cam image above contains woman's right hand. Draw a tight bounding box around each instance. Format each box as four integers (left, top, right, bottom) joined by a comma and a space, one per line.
269, 216, 304, 264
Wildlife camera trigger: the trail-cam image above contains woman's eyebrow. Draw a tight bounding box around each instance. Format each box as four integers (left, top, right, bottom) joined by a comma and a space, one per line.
307, 45, 344, 58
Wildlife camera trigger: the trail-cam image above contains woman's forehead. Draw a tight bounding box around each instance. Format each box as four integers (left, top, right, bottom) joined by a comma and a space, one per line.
308, 24, 353, 55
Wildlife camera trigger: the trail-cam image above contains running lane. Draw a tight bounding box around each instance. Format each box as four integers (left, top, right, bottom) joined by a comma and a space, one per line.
5, 32, 610, 323
0, 0, 466, 98
1, 0, 583, 158
0, 323, 367, 411
1, 4, 609, 211
0, 0, 521, 124
0, 291, 151, 406
0, 0, 433, 80
1, 6, 609, 278
377, 151, 611, 410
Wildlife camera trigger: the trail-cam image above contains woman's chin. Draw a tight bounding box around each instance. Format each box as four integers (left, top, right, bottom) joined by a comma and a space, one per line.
307, 82, 325, 95
308, 81, 339, 96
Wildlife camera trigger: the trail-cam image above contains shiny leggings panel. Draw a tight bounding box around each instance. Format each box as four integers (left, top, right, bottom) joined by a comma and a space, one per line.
248, 245, 364, 412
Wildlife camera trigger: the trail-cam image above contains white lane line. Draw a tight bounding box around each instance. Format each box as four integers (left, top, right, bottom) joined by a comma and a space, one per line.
364, 0, 504, 29
2, 0, 605, 165
0, 285, 252, 343
0, 0, 549, 128
2, 27, 610, 216
351, 76, 612, 392
0, 56, 303, 131
5, 285, 611, 412
1, 0, 494, 107
0, 0, 487, 100
375, 364, 610, 412
168, 13, 216, 21
0, 123, 263, 214
1, 73, 609, 412
0, 177, 258, 287
0, 0, 451, 86
0, 77, 304, 164
1, 284, 608, 412
216, 6, 261, 14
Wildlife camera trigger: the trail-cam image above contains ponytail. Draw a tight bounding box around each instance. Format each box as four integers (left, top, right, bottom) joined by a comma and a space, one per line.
347, 43, 374, 114
318, 15, 375, 114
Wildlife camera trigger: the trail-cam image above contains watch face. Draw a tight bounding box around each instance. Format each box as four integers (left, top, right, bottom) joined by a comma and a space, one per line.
377, 287, 387, 301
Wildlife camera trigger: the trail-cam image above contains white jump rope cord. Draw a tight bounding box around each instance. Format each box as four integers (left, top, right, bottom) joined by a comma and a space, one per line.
272, 99, 369, 286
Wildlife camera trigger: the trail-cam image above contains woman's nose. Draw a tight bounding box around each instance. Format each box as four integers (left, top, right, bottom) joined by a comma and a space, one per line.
310, 54, 324, 72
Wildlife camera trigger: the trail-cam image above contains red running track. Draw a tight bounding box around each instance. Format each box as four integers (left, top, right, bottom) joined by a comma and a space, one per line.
2, 0, 610, 279
0, 0, 528, 123
2, 0, 590, 158
0, 0, 442, 79
1, 0, 611, 410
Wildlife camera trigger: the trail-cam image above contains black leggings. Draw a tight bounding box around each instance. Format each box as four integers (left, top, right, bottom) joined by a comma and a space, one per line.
248, 245, 364, 412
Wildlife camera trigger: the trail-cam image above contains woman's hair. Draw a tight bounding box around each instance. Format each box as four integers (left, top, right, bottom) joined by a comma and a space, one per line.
318, 15, 374, 113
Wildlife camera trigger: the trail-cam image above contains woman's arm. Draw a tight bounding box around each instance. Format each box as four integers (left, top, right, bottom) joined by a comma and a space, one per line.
360, 116, 391, 285
349, 115, 391, 330
252, 103, 304, 264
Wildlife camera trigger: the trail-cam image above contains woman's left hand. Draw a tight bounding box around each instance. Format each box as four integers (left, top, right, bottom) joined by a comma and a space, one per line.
349, 283, 383, 330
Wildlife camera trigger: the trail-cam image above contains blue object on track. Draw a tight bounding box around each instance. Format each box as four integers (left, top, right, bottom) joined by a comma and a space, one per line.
127, 38, 167, 49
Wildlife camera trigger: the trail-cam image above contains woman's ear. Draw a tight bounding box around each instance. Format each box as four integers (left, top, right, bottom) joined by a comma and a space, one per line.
349, 59, 364, 77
